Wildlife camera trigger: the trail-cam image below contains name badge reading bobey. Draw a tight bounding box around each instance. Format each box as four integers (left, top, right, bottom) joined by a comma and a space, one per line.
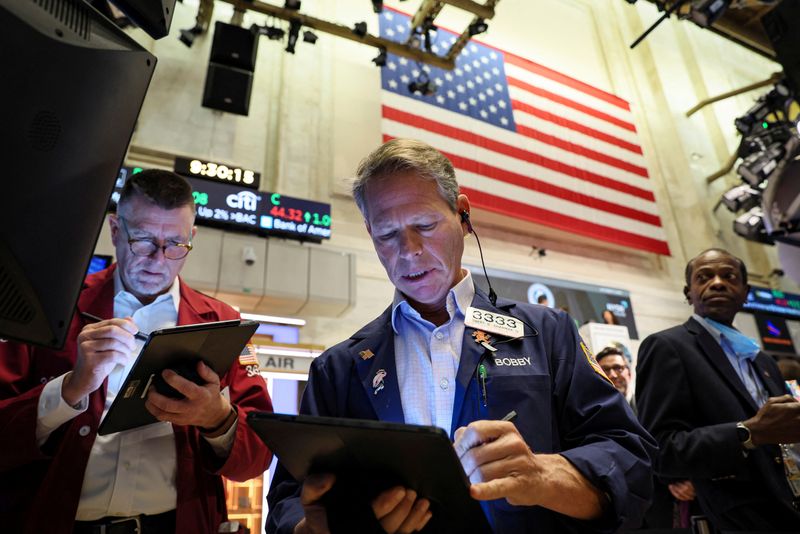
465, 307, 524, 338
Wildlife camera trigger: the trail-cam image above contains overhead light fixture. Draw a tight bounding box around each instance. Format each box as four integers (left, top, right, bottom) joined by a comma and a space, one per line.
468, 19, 488, 36
252, 23, 286, 41
721, 184, 761, 212
240, 312, 306, 326
286, 20, 300, 53
408, 75, 436, 96
177, 0, 213, 47
689, 0, 732, 28
721, 81, 800, 248
735, 99, 774, 136
179, 26, 203, 47
734, 207, 773, 244
284, 0, 301, 10
353, 21, 367, 38
372, 47, 387, 67
302, 30, 318, 44
371, 0, 383, 13
737, 142, 785, 187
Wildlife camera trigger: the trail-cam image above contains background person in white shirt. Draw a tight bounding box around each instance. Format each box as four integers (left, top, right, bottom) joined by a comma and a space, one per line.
0, 170, 273, 534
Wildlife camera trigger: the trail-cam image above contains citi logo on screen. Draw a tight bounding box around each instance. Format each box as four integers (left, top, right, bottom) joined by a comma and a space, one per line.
766, 321, 782, 336
226, 191, 260, 211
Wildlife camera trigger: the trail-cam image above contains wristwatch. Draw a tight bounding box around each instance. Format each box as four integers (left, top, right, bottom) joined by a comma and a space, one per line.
736, 422, 757, 450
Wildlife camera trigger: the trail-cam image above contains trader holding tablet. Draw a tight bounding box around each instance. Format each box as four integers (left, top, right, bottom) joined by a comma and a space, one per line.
0, 170, 273, 533
267, 139, 656, 533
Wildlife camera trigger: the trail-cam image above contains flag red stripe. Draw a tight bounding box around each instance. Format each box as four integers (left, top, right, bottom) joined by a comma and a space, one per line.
514, 123, 649, 178
504, 53, 631, 112
383, 105, 655, 201
507, 76, 637, 133
463, 187, 670, 255
441, 151, 662, 226
511, 100, 643, 155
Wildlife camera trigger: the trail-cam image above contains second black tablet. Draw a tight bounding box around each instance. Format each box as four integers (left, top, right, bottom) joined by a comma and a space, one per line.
98, 319, 259, 435
250, 412, 492, 533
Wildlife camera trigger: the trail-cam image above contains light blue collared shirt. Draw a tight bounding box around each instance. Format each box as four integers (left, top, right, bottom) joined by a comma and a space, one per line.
693, 314, 769, 406
392, 270, 475, 437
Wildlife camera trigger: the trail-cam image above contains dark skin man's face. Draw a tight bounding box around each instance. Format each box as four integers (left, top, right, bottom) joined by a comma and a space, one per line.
684, 250, 749, 325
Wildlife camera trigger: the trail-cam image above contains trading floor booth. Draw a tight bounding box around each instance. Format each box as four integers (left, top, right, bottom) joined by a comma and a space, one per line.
226, 322, 318, 533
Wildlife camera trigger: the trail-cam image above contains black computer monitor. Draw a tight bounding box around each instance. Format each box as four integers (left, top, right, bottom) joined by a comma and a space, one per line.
0, 0, 156, 348
109, 0, 178, 40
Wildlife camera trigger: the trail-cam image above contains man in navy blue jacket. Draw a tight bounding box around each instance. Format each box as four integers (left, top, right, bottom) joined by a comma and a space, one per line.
267, 139, 656, 533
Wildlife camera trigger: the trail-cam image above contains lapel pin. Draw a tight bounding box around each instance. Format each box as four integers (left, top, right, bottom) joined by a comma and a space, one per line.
372, 369, 387, 395
472, 330, 497, 352
359, 349, 374, 361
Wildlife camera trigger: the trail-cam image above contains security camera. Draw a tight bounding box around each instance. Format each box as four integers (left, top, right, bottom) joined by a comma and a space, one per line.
242, 246, 257, 266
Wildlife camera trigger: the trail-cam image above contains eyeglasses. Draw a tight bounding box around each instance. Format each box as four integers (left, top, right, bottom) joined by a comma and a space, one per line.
600, 365, 628, 376
118, 217, 193, 260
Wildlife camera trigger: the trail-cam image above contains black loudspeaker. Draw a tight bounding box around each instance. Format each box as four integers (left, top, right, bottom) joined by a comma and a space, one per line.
209, 21, 258, 71
762, 1, 800, 91
202, 63, 253, 116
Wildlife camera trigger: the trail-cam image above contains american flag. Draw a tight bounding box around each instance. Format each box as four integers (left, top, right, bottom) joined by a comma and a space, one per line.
239, 343, 259, 366
379, 9, 670, 256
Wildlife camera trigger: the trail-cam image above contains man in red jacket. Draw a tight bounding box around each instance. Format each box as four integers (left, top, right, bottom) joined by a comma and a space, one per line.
0, 169, 273, 534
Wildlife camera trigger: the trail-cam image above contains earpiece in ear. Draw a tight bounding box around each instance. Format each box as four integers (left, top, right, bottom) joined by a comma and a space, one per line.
460, 210, 474, 234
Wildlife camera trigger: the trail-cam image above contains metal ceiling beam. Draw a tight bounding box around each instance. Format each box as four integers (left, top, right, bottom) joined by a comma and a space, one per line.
441, 0, 495, 19
222, 0, 456, 70
445, 0, 499, 62
407, 0, 445, 40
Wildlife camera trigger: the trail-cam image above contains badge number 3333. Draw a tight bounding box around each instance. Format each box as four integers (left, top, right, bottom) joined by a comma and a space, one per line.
465, 307, 524, 338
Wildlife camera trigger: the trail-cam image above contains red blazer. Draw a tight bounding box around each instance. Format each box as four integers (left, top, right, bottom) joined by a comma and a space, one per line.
0, 265, 273, 534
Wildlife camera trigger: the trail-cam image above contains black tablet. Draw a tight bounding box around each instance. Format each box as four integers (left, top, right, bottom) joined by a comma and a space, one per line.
98, 319, 259, 435
249, 412, 492, 533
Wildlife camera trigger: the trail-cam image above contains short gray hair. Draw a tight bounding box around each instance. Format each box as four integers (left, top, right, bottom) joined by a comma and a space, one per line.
118, 169, 196, 219
352, 139, 460, 217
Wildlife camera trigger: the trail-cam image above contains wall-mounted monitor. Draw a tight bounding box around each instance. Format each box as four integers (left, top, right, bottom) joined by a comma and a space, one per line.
0, 0, 156, 347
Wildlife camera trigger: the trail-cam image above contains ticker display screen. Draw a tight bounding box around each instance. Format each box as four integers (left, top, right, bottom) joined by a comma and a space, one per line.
754, 314, 797, 354
744, 286, 800, 319
111, 166, 331, 241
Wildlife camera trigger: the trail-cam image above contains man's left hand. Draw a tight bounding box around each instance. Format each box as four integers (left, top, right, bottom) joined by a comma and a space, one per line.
668, 480, 696, 501
145, 361, 231, 429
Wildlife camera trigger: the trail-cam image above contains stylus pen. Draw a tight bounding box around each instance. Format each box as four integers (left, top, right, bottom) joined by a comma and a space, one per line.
501, 410, 517, 422
80, 312, 148, 341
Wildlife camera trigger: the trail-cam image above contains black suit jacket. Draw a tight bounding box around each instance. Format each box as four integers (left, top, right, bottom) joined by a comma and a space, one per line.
636, 317, 800, 532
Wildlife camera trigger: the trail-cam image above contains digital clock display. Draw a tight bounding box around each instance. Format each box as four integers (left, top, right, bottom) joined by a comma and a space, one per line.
174, 156, 261, 189
112, 166, 331, 241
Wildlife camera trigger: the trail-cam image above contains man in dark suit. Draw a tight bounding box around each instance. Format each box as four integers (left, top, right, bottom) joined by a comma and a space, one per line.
268, 139, 656, 533
636, 248, 800, 532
